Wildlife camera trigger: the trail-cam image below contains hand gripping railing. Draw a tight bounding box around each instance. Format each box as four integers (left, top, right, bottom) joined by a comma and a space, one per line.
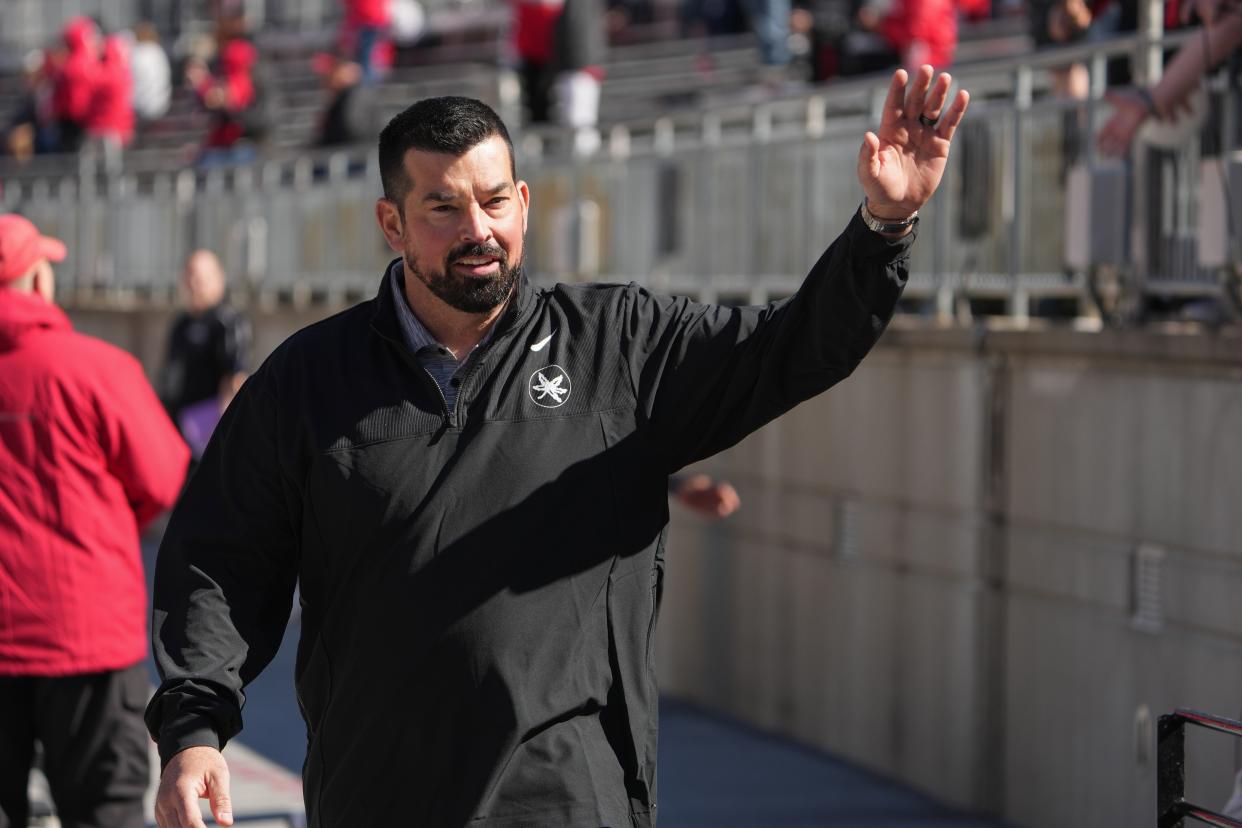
1159, 709, 1242, 828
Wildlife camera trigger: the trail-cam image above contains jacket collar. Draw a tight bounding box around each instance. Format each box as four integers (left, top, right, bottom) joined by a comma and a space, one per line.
0, 289, 72, 351
369, 257, 536, 348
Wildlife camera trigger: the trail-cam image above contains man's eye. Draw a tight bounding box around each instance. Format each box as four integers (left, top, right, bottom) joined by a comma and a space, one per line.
432, 205, 455, 213
488, 198, 508, 207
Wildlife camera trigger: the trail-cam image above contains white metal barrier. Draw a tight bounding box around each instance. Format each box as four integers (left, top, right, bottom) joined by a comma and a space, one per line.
1, 32, 1237, 320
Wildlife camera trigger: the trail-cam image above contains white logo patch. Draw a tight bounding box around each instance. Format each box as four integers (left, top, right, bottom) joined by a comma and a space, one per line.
528, 365, 572, 408
530, 332, 554, 352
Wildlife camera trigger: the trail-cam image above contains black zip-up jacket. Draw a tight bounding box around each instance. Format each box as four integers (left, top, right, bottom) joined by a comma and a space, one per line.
146, 212, 913, 827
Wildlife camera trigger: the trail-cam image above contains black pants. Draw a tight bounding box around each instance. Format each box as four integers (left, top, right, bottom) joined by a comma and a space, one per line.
0, 663, 150, 828
520, 60, 557, 125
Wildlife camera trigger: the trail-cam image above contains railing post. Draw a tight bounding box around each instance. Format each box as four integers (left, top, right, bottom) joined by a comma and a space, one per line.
1008, 65, 1033, 318
1157, 714, 1186, 828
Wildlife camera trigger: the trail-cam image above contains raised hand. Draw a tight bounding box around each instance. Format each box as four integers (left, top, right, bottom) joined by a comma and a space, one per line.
856, 65, 970, 220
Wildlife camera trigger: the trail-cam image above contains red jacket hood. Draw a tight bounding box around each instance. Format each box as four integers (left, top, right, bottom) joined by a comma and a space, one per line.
63, 16, 99, 55
0, 289, 72, 351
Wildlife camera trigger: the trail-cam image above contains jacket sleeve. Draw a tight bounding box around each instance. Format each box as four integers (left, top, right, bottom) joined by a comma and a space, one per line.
625, 210, 913, 474
97, 351, 189, 529
145, 364, 301, 766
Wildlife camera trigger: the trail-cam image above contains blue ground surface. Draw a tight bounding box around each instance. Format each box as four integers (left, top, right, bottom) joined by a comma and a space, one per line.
143, 541, 1010, 828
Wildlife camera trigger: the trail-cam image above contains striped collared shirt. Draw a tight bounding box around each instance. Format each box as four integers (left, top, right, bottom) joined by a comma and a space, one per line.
388, 260, 495, 412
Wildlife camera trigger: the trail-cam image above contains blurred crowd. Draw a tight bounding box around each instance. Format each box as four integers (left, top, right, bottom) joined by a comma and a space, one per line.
3, 0, 1241, 168
4, 17, 152, 164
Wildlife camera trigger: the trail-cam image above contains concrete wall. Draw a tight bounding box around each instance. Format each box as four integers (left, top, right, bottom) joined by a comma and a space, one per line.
65, 302, 1242, 828
659, 327, 1242, 828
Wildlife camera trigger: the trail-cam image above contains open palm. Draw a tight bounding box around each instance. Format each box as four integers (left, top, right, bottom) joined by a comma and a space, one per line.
857, 66, 971, 220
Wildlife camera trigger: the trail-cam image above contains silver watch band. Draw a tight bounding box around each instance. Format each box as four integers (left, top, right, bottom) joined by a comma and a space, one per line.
859, 199, 918, 234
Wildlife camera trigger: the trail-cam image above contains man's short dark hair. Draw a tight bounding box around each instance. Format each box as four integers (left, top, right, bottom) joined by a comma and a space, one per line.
378, 96, 516, 207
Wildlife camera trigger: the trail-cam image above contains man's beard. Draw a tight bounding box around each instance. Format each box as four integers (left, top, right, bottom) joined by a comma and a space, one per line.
406, 242, 522, 314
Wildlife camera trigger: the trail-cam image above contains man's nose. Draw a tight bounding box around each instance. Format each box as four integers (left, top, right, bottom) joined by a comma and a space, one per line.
459, 203, 493, 244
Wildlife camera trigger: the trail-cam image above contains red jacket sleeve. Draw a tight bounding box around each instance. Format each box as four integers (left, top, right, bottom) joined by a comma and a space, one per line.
96, 350, 190, 529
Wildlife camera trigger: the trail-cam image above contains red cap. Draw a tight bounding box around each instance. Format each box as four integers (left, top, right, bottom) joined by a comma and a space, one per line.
0, 215, 68, 284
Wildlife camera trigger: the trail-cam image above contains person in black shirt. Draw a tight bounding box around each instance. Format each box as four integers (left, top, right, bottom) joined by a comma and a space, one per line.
148, 79, 969, 828
159, 249, 251, 458
314, 55, 381, 148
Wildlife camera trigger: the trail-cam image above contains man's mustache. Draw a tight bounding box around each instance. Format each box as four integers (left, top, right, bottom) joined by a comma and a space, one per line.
448, 244, 507, 265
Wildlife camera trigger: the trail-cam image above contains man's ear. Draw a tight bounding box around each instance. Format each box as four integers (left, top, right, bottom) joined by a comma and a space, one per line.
375, 198, 405, 252
32, 260, 55, 304
518, 180, 530, 234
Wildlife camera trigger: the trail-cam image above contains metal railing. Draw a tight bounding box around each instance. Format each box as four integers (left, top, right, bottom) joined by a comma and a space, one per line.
1, 30, 1238, 320
1159, 709, 1242, 828
0, 0, 493, 55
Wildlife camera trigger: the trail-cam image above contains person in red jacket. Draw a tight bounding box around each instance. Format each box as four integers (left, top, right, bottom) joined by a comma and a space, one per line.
51, 16, 102, 153
186, 38, 268, 164
86, 35, 136, 165
874, 0, 958, 71
0, 215, 189, 828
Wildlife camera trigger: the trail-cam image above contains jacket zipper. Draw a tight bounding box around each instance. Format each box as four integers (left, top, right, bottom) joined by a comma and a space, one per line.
417, 364, 453, 423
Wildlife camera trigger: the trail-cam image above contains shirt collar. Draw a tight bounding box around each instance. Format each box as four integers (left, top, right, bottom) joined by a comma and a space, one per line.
388, 259, 443, 354
382, 258, 509, 359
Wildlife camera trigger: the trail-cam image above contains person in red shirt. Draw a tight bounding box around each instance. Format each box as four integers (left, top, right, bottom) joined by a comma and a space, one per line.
186, 38, 267, 163
874, 0, 958, 71
51, 16, 102, 153
86, 35, 136, 164
341, 0, 393, 83
0, 215, 189, 828
511, 0, 564, 123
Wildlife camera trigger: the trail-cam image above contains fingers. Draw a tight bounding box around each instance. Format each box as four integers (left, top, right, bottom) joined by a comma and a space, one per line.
922, 72, 953, 120
880, 68, 909, 129
155, 783, 208, 828
207, 764, 234, 826
155, 747, 232, 828
713, 483, 741, 517
886, 65, 960, 133
936, 89, 970, 142
904, 64, 934, 121
1098, 117, 1133, 157
858, 130, 881, 177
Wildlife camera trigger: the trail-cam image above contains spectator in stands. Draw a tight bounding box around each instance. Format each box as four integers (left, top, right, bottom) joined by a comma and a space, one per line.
314, 54, 382, 147
159, 249, 252, 460
130, 22, 172, 122
86, 35, 136, 167
1098, 0, 1242, 155
342, 0, 395, 83
864, 0, 958, 72
186, 38, 272, 165
681, 0, 749, 38
512, 0, 565, 123
552, 0, 607, 154
744, 0, 793, 80
5, 50, 60, 162
670, 474, 742, 517
789, 0, 852, 82
51, 17, 103, 154
0, 214, 188, 828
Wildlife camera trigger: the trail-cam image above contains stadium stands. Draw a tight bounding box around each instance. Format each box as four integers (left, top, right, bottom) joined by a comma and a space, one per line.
1, 13, 1238, 324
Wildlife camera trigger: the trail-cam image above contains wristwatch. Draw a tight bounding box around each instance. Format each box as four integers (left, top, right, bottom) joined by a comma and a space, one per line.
859, 199, 918, 235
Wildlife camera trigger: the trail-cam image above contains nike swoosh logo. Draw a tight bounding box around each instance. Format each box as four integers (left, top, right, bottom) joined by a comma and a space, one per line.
530, 332, 554, 352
